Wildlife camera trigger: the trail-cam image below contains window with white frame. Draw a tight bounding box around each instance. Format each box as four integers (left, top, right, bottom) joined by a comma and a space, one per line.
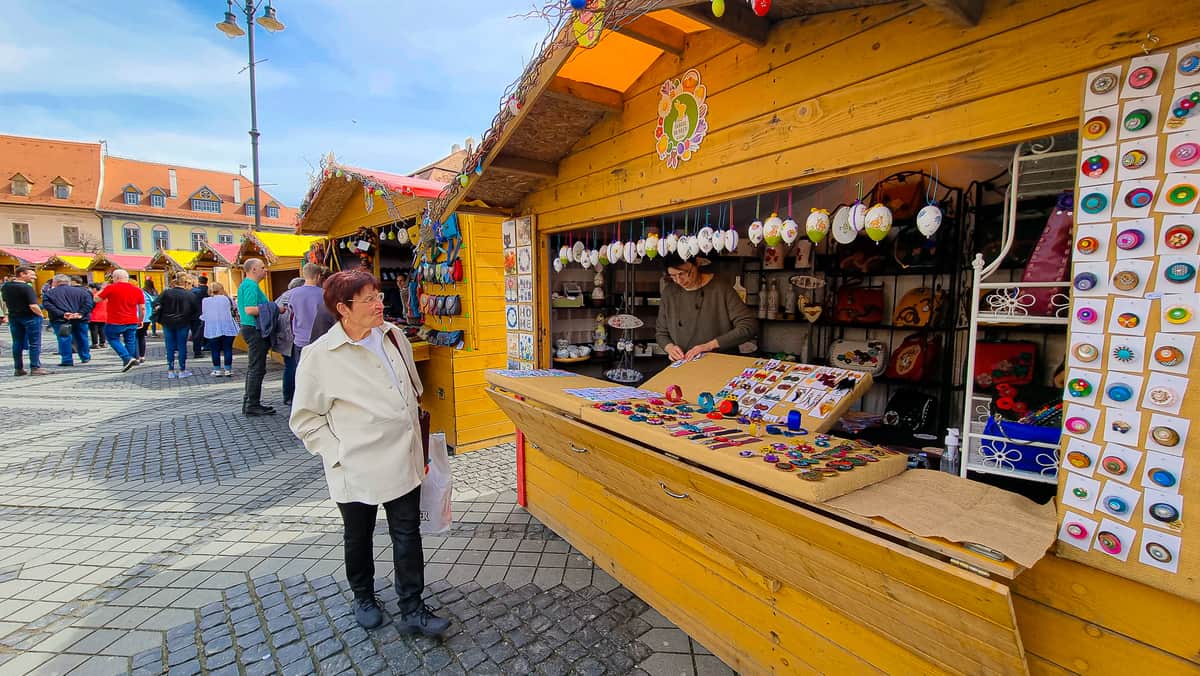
245, 203, 256, 217
265, 205, 280, 219
150, 193, 166, 208
217, 232, 234, 245
152, 227, 170, 250
12, 223, 30, 245
63, 226, 80, 249
54, 184, 70, 199
124, 190, 140, 205
191, 198, 221, 213
191, 231, 207, 251
123, 224, 141, 250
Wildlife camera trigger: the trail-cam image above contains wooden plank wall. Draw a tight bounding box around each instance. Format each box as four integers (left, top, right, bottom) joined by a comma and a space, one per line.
523, 0, 1200, 232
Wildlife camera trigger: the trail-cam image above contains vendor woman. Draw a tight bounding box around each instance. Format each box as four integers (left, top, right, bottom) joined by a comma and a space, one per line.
656, 255, 757, 362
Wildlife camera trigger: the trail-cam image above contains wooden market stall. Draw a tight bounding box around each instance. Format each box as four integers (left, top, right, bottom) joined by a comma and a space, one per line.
0, 247, 99, 297
296, 158, 512, 453
430, 1, 1200, 673
235, 231, 326, 299
88, 253, 154, 285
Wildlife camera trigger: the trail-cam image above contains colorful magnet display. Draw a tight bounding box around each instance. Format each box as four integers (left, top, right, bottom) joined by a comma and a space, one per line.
1124, 187, 1155, 208
1081, 191, 1109, 213
1083, 116, 1111, 141
1165, 224, 1195, 249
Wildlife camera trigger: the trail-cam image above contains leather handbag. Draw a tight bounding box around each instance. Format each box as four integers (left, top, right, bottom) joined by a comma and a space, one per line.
385, 331, 431, 464
974, 340, 1037, 390
893, 287, 946, 328
828, 339, 888, 375
833, 284, 886, 325
885, 332, 941, 382
1018, 191, 1073, 316
882, 388, 937, 434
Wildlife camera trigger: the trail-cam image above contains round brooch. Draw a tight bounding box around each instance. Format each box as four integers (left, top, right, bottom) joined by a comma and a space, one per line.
1169, 142, 1199, 168
1111, 345, 1136, 362
1151, 425, 1181, 447
1112, 270, 1140, 291
1066, 450, 1092, 468
1077, 307, 1099, 324
1123, 108, 1153, 131
1149, 467, 1177, 488
1073, 272, 1098, 291
1105, 496, 1129, 514
1124, 187, 1154, 208
1116, 312, 1140, 328
1072, 487, 1089, 499
1065, 523, 1089, 539
1090, 71, 1118, 94
1106, 383, 1134, 402
1081, 192, 1108, 213
1165, 262, 1196, 283
1068, 378, 1093, 397
1121, 148, 1149, 170
1180, 52, 1200, 76
1148, 387, 1176, 407
1076, 236, 1100, 255
1149, 502, 1180, 523
1165, 224, 1195, 249
1082, 116, 1110, 140
1073, 343, 1099, 362
1128, 65, 1157, 90
1166, 306, 1192, 324
1101, 456, 1129, 475
1081, 155, 1110, 177
1115, 229, 1144, 250
1146, 542, 1173, 564
1167, 184, 1198, 206
1065, 416, 1091, 434
1096, 531, 1122, 554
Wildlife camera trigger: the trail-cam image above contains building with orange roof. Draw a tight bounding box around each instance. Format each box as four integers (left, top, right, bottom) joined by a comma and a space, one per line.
0, 134, 103, 253
98, 156, 297, 260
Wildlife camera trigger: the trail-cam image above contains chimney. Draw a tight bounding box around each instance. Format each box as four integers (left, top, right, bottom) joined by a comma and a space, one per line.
168, 168, 178, 197
233, 178, 241, 204
465, 137, 475, 153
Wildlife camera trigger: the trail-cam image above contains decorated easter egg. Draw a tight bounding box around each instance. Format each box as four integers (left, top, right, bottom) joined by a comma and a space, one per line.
553, 257, 564, 273
645, 233, 659, 259
781, 218, 799, 245
665, 232, 678, 253
624, 240, 637, 263
724, 227, 738, 252
559, 245, 570, 263
572, 241, 586, 262
698, 226, 714, 254
609, 240, 623, 263
763, 213, 784, 246
917, 204, 942, 238
748, 220, 764, 245
849, 201, 868, 233
636, 238, 646, 258
712, 228, 726, 253
805, 208, 830, 244
864, 203, 893, 243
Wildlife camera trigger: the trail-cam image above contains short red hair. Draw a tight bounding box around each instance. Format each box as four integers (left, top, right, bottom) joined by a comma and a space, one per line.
323, 270, 380, 316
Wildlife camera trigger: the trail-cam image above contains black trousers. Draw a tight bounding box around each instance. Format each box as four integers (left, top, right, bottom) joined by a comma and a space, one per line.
241, 326, 267, 409
337, 486, 424, 613
136, 323, 148, 359
193, 320, 206, 356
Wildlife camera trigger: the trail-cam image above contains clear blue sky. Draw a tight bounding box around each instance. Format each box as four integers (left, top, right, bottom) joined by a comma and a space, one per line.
0, 1, 547, 205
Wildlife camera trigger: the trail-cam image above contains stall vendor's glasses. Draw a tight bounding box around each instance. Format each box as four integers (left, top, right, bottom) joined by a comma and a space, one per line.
345, 293, 386, 305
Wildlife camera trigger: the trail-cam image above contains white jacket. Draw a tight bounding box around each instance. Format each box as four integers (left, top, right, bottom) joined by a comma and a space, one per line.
289, 321, 424, 504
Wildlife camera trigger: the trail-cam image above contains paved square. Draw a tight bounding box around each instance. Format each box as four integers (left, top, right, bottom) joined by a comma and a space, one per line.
0, 337, 734, 675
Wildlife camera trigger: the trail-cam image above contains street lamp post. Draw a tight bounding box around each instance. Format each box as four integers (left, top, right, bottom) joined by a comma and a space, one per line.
216, 0, 285, 232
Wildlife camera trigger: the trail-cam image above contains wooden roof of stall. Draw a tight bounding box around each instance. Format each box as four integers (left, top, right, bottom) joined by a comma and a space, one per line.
432, 0, 980, 220
297, 161, 447, 235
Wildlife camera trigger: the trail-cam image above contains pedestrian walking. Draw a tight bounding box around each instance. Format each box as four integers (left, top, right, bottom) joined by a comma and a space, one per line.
275, 277, 304, 406
289, 270, 448, 635
134, 282, 154, 364
283, 263, 327, 405
192, 275, 209, 358
143, 279, 160, 337
96, 269, 145, 372
201, 281, 239, 377
155, 274, 201, 379
238, 259, 274, 415
42, 274, 93, 367
88, 283, 108, 347
1, 266, 47, 375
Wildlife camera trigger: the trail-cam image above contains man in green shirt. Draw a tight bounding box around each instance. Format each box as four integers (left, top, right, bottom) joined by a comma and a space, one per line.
238, 258, 274, 416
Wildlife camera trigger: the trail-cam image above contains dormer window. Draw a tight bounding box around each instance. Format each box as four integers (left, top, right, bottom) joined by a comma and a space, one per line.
151, 193, 166, 208
245, 202, 257, 217
51, 176, 72, 199
265, 204, 280, 219
122, 185, 142, 206
189, 186, 222, 214
10, 173, 31, 196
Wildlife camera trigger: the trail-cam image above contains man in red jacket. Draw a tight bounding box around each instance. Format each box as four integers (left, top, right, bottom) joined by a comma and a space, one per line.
97, 269, 146, 371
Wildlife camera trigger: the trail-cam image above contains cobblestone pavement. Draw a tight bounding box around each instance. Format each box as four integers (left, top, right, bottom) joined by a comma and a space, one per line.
0, 336, 734, 676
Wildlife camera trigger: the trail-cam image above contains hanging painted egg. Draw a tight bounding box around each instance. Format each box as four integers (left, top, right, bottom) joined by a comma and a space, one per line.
505, 96, 521, 116
712, 227, 726, 253
831, 205, 856, 244
598, 246, 610, 265
559, 245, 570, 263
917, 204, 943, 238
553, 257, 564, 273
636, 238, 647, 259
609, 240, 623, 263
781, 218, 799, 245
624, 240, 637, 263
645, 233, 659, 259
397, 226, 410, 245
665, 232, 678, 254
748, 220, 764, 245
849, 200, 868, 232
711, 0, 725, 17
805, 208, 830, 244
751, 0, 771, 17
864, 203, 893, 243
698, 226, 714, 254
572, 240, 586, 262
725, 227, 738, 252
657, 236, 669, 258
678, 236, 694, 261
580, 252, 591, 269
763, 213, 784, 246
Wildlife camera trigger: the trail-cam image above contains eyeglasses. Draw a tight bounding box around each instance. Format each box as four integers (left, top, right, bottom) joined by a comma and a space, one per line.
344, 293, 386, 305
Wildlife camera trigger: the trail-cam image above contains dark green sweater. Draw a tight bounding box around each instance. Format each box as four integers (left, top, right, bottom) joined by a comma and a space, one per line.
656, 275, 757, 353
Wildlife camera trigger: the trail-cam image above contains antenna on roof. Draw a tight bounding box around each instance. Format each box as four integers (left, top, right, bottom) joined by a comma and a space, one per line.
238, 164, 248, 176
98, 140, 108, 155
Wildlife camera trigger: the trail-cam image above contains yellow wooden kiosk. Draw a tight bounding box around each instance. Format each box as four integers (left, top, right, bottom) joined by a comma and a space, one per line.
428, 1, 1200, 672
0, 248, 100, 295
297, 157, 512, 453
88, 253, 154, 285
234, 231, 326, 298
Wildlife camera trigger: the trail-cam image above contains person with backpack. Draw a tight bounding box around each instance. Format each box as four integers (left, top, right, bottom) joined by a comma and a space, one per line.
154, 273, 201, 378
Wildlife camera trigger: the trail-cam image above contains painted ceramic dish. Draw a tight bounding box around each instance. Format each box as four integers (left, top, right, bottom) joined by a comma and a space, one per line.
1151, 425, 1181, 447
1165, 224, 1195, 249
1154, 346, 1185, 367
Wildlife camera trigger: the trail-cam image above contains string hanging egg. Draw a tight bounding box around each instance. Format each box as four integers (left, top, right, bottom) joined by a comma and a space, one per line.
712, 225, 726, 253
849, 200, 868, 232
665, 232, 678, 253
748, 219, 764, 245
917, 204, 943, 238
698, 226, 714, 254
711, 0, 725, 17
763, 213, 784, 246
781, 216, 799, 246
805, 208, 830, 244
724, 227, 738, 252
751, 0, 771, 17
645, 231, 659, 259
864, 203, 893, 243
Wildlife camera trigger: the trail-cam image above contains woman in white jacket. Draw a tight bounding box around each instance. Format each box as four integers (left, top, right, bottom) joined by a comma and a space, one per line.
288, 270, 448, 635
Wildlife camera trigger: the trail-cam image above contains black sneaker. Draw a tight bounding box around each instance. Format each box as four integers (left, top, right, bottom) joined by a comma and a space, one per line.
121, 359, 136, 372
243, 405, 277, 416
398, 604, 449, 637
354, 596, 384, 629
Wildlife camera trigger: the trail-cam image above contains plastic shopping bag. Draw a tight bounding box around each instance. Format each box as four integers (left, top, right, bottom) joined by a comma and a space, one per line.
419, 433, 453, 535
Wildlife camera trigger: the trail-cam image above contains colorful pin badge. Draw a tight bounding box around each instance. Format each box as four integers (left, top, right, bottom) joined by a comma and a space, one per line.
1090, 72, 1118, 94
1080, 191, 1108, 213
1164, 224, 1195, 249
1073, 343, 1099, 362
1148, 467, 1177, 488
1149, 502, 1180, 523
1082, 116, 1110, 141
1151, 425, 1181, 446
1077, 307, 1099, 324
1128, 65, 1157, 90
1065, 522, 1089, 539
1097, 530, 1123, 554
1124, 187, 1154, 209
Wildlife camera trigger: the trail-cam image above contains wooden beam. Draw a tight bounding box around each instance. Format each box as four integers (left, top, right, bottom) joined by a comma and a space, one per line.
666, 1, 769, 47
544, 77, 624, 115
920, 0, 984, 26
489, 154, 558, 179
620, 14, 687, 56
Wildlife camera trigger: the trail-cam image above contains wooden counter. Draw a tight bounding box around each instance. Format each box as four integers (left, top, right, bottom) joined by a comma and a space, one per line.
487, 369, 1200, 674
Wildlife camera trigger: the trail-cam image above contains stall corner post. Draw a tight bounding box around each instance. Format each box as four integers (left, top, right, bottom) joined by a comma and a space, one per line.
516, 430, 527, 508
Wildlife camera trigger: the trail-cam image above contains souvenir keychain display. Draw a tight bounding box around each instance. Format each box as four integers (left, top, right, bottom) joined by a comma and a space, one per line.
1061, 44, 1197, 584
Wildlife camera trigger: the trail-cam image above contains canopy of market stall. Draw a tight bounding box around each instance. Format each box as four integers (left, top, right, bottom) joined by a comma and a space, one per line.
297, 159, 446, 239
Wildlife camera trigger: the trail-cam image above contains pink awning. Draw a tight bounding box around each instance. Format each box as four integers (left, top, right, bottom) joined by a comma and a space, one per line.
0, 247, 88, 266
339, 165, 446, 199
